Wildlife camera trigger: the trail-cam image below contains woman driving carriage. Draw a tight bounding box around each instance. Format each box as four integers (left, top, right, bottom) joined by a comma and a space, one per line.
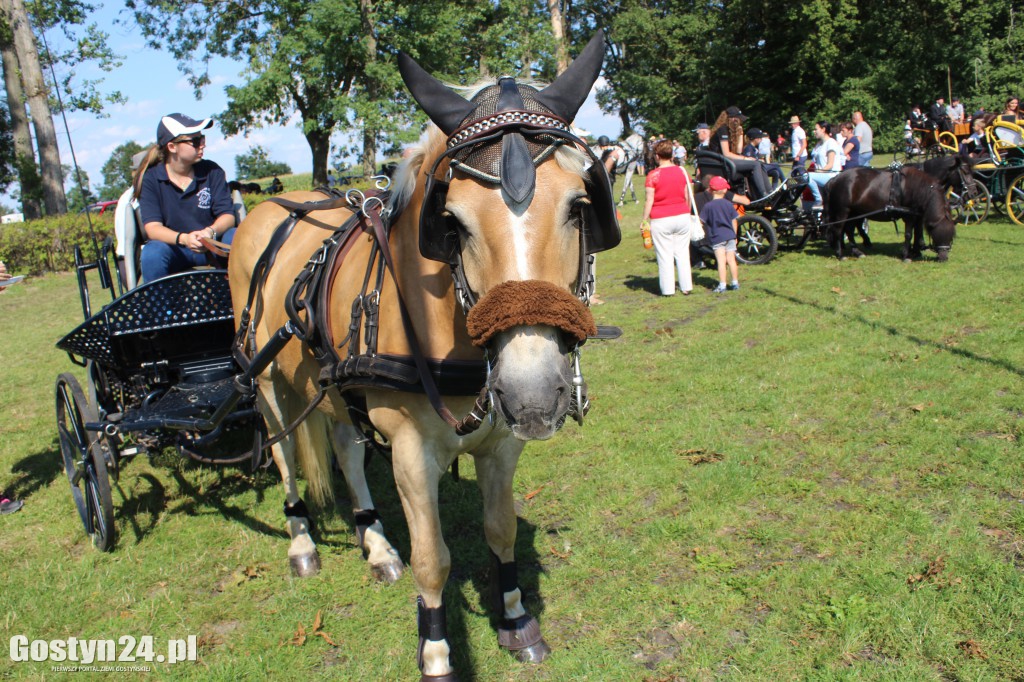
707, 107, 771, 199
134, 113, 236, 282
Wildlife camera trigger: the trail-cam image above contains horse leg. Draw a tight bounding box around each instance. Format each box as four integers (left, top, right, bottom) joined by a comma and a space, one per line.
257, 381, 321, 577
384, 426, 456, 680
857, 219, 872, 249
845, 222, 864, 258
474, 440, 551, 664
914, 219, 925, 259
331, 421, 404, 583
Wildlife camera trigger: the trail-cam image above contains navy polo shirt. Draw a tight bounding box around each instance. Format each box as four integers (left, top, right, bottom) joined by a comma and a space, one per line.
139, 159, 233, 234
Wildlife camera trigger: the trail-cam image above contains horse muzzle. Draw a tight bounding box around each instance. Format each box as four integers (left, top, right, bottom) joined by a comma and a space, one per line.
466, 280, 594, 441
487, 330, 573, 440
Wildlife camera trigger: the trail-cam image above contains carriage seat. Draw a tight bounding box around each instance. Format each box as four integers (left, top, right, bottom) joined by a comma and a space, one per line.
986, 121, 1024, 165
991, 121, 1024, 149
113, 187, 246, 292
693, 149, 740, 191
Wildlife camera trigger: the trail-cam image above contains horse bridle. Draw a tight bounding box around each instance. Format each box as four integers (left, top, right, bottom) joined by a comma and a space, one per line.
419, 113, 614, 316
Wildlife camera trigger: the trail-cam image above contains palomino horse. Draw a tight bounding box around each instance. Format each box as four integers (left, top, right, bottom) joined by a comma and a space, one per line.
228, 33, 618, 680
824, 166, 955, 261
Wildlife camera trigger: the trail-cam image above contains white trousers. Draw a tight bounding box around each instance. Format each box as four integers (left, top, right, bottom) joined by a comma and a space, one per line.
650, 213, 693, 295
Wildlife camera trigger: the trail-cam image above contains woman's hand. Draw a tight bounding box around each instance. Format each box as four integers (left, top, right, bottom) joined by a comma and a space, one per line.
183, 230, 207, 253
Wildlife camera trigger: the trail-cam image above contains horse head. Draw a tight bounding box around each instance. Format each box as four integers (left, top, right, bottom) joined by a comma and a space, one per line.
399, 32, 620, 440
904, 167, 956, 260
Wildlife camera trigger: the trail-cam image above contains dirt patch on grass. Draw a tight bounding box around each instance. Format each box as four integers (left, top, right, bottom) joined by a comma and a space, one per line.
981, 527, 1024, 570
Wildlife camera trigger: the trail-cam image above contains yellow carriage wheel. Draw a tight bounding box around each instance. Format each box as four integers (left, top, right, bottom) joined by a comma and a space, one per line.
1008, 175, 1024, 226
947, 180, 991, 225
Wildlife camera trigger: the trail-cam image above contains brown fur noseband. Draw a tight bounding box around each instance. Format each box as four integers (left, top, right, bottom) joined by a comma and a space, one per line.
466, 280, 597, 347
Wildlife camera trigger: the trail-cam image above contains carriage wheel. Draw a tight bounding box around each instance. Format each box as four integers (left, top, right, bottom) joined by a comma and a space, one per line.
55, 374, 116, 551
893, 144, 921, 164
947, 180, 991, 225
735, 215, 778, 264
1007, 175, 1024, 226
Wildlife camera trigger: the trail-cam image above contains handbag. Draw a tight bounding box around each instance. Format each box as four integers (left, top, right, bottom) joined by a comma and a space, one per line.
682, 168, 705, 242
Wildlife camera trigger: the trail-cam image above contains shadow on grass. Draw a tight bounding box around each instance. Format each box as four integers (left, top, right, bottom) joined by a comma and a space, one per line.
954, 234, 1024, 247
755, 285, 1024, 378
7, 442, 63, 500
348, 451, 546, 681
167, 466, 289, 540
622, 274, 661, 295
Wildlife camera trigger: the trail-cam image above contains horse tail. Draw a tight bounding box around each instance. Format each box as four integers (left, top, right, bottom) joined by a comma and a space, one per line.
294, 406, 335, 506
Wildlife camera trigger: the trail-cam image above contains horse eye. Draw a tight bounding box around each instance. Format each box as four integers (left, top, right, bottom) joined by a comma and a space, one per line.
443, 209, 470, 240
568, 197, 590, 228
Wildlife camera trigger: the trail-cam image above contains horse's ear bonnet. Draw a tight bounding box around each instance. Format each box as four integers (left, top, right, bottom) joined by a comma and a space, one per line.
399, 32, 620, 263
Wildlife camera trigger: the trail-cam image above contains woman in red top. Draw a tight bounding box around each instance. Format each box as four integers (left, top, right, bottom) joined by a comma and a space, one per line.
642, 139, 695, 296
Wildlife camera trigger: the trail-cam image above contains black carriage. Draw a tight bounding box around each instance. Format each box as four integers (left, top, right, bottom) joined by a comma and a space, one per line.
693, 149, 827, 258
54, 245, 265, 551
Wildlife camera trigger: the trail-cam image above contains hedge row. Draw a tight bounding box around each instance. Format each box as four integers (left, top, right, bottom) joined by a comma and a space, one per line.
0, 212, 115, 275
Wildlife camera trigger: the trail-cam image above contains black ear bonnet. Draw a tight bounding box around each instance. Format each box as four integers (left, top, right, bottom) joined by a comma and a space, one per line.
399, 32, 621, 263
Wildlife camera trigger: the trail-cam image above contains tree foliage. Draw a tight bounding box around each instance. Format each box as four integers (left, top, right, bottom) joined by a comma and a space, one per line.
235, 145, 292, 180
584, 0, 1024, 150
96, 140, 143, 199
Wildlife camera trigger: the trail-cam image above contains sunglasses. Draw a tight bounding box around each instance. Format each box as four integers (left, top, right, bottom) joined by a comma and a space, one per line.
176, 136, 206, 148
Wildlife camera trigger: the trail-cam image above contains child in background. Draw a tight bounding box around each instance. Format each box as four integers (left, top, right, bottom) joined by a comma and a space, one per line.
699, 176, 740, 293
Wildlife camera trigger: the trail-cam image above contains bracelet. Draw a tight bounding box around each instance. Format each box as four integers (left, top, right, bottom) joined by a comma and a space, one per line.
175, 233, 182, 246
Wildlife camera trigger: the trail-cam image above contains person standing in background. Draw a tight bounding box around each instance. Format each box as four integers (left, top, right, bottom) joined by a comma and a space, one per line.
852, 111, 873, 167
641, 140, 696, 297
790, 116, 808, 169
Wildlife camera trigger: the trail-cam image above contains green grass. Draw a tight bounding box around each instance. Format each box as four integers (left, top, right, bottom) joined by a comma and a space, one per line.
2, 187, 1023, 681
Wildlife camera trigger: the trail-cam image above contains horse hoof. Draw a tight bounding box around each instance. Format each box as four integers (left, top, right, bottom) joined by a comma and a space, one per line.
370, 560, 404, 584
511, 639, 552, 664
289, 551, 321, 577
420, 673, 459, 682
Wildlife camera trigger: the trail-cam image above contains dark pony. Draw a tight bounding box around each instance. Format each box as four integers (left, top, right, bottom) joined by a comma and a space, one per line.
907, 153, 974, 193
824, 166, 956, 261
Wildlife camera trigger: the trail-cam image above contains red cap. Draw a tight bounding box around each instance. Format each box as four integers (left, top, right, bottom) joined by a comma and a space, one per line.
708, 176, 731, 191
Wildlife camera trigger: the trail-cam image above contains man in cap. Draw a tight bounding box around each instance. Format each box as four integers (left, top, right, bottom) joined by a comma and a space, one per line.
743, 128, 784, 190
946, 97, 965, 125
694, 123, 711, 150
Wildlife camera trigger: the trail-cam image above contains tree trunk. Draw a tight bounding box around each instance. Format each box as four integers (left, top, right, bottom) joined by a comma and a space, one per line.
359, 0, 377, 179
306, 128, 330, 188
547, 0, 569, 75
7, 0, 65, 215
618, 100, 632, 138
0, 22, 41, 218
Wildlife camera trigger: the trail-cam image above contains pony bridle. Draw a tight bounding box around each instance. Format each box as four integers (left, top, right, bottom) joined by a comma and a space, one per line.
398, 32, 621, 428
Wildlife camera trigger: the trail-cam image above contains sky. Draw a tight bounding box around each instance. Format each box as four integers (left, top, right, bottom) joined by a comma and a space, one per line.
42, 2, 623, 201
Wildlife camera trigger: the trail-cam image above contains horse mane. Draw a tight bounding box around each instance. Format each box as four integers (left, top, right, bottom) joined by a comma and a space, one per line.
389, 127, 444, 216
